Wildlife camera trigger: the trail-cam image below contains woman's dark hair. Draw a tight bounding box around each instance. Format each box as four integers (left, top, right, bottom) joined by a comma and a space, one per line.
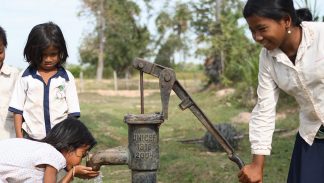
41, 118, 97, 152
296, 8, 313, 21
23, 21, 68, 68
243, 0, 312, 26
0, 26, 7, 48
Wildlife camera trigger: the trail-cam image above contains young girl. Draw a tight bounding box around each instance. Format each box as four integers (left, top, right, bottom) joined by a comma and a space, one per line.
0, 26, 19, 139
0, 118, 99, 182
239, 0, 324, 183
9, 22, 80, 140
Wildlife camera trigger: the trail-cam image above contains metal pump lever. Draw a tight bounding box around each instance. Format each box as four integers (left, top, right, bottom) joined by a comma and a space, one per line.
133, 58, 244, 169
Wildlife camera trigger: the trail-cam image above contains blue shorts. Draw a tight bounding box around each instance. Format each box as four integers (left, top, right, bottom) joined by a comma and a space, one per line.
287, 133, 324, 183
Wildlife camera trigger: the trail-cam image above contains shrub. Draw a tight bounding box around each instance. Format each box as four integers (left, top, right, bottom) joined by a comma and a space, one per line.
203, 123, 241, 152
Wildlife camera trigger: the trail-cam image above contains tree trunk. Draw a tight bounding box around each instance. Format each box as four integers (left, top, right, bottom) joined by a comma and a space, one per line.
96, 0, 105, 81
96, 45, 104, 80
125, 69, 130, 90
113, 70, 118, 91
216, 0, 224, 74
79, 69, 84, 93
215, 0, 221, 21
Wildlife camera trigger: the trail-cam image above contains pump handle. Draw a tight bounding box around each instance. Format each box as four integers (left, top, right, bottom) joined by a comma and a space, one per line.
133, 58, 244, 169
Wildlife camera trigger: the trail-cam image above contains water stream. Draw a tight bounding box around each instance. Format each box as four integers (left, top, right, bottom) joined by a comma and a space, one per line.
92, 172, 104, 183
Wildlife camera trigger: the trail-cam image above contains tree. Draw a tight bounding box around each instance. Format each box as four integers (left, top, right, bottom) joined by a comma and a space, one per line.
79, 0, 151, 79
154, 2, 192, 68
191, 0, 260, 86
154, 35, 182, 67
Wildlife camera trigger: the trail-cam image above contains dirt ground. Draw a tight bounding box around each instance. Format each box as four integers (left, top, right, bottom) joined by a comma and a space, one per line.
85, 89, 160, 97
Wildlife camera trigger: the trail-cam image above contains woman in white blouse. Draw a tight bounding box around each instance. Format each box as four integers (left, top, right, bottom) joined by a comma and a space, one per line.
238, 0, 324, 183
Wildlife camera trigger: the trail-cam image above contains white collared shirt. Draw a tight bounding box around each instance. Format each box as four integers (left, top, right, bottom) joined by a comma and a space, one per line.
0, 64, 19, 139
250, 21, 324, 155
0, 138, 66, 182
9, 66, 80, 140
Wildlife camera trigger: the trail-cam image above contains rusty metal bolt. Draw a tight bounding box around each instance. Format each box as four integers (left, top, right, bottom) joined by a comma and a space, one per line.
164, 72, 171, 82
138, 62, 144, 69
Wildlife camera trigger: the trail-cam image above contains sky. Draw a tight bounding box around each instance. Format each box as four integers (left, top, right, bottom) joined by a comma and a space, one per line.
1, 0, 93, 69
1, 0, 324, 70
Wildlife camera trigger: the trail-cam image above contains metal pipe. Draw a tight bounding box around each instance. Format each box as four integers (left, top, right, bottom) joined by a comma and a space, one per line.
86, 146, 128, 171
125, 113, 163, 183
86, 113, 163, 183
140, 70, 144, 114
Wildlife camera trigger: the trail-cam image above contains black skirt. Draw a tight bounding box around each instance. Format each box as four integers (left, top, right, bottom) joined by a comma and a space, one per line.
287, 133, 324, 183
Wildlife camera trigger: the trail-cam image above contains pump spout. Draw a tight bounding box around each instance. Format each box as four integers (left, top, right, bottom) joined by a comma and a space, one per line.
86, 146, 129, 171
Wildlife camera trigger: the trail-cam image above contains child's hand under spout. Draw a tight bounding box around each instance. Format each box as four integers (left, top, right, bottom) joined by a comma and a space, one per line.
74, 165, 100, 179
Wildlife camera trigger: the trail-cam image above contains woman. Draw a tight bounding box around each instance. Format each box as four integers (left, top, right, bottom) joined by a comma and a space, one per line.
238, 0, 324, 182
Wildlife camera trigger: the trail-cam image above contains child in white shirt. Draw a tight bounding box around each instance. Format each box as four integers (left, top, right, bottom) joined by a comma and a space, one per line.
9, 22, 80, 140
0, 118, 99, 182
0, 26, 19, 139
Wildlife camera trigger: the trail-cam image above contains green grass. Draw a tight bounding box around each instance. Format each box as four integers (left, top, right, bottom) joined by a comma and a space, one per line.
74, 79, 298, 183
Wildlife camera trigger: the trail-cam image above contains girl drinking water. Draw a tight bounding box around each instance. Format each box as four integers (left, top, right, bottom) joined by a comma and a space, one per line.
0, 118, 99, 182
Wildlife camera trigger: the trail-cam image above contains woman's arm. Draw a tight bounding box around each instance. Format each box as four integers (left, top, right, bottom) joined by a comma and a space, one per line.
44, 165, 58, 183
238, 50, 277, 183
238, 155, 265, 183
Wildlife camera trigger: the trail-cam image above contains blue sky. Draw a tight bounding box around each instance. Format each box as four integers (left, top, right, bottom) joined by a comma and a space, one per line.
1, 0, 324, 69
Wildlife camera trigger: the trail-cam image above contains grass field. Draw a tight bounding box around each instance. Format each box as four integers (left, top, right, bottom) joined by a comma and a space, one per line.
74, 78, 299, 183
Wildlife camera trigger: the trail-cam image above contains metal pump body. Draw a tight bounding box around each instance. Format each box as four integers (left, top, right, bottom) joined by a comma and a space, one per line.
133, 58, 244, 169
86, 58, 244, 183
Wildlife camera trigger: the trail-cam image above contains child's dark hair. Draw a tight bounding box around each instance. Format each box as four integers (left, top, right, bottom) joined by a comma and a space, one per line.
41, 118, 97, 152
0, 26, 7, 48
243, 0, 312, 26
23, 22, 68, 68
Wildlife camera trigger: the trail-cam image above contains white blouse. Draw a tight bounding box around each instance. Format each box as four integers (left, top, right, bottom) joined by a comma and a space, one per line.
250, 21, 324, 155
0, 138, 66, 182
